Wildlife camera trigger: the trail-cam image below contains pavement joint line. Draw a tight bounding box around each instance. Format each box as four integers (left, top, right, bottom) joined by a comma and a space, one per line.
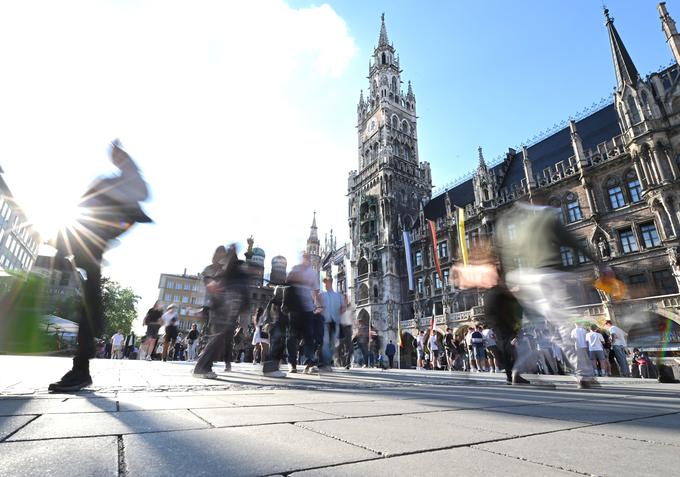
471, 445, 592, 476
187, 408, 216, 428
293, 422, 386, 456
0, 414, 40, 443
117, 435, 128, 477
575, 426, 680, 448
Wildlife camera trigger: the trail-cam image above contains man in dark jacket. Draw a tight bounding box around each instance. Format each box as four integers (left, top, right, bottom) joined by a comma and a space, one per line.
49, 141, 151, 392
385, 340, 396, 368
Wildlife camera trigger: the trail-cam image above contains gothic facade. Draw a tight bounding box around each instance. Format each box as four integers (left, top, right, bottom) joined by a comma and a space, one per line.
347, 15, 432, 344
350, 5, 680, 354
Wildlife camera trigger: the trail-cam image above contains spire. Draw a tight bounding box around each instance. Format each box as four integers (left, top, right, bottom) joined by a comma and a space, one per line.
604, 7, 640, 90
309, 211, 319, 242
407, 80, 414, 97
477, 146, 487, 170
378, 13, 389, 47
659, 2, 680, 66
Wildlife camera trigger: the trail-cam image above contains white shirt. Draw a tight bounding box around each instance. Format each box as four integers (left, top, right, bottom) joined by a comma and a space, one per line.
111, 333, 124, 347
416, 335, 424, 350
429, 335, 438, 351
608, 325, 627, 347
162, 310, 178, 327
585, 331, 605, 351
482, 329, 496, 347
571, 327, 587, 349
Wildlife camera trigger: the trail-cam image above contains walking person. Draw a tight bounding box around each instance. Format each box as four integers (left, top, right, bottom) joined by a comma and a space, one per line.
251, 307, 270, 365
444, 328, 455, 371
193, 245, 249, 378
470, 326, 486, 371
319, 276, 345, 370
385, 340, 396, 368
482, 325, 500, 373
605, 320, 630, 377
285, 253, 320, 374
49, 141, 151, 392
416, 330, 425, 370
123, 331, 135, 359
186, 323, 199, 361
141, 302, 163, 361
586, 324, 608, 376
110, 330, 124, 359
161, 305, 179, 361
338, 295, 354, 369
429, 330, 440, 369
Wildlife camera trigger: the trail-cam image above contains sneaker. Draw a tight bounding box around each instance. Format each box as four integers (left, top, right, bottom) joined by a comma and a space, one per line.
288, 364, 297, 373
192, 370, 217, 379
345, 364, 351, 370
48, 368, 93, 392
577, 379, 601, 389
304, 364, 319, 374
224, 363, 231, 372
263, 370, 286, 378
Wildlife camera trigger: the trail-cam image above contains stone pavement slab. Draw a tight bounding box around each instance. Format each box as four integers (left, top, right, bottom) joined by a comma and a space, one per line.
475, 428, 680, 476
291, 446, 574, 477
0, 415, 35, 440
489, 400, 673, 423
124, 423, 378, 477
296, 399, 454, 418
0, 396, 117, 415
0, 436, 118, 477
116, 394, 235, 411
192, 404, 341, 427
297, 414, 509, 455
580, 412, 680, 446
410, 408, 586, 436
7, 409, 209, 440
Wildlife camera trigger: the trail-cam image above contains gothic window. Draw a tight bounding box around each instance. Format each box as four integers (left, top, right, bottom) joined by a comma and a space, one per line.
607, 183, 626, 210
372, 257, 379, 273
640, 222, 661, 248
438, 241, 448, 259
627, 95, 641, 124
402, 120, 409, 133
415, 250, 422, 267
358, 258, 369, 275
619, 227, 639, 254
626, 170, 642, 202
565, 194, 583, 222
382, 52, 386, 65
406, 102, 411, 110
434, 273, 442, 289
416, 277, 424, 295
391, 77, 397, 92
653, 269, 678, 294
549, 198, 564, 224
358, 283, 369, 301
404, 146, 410, 161
373, 285, 379, 298
577, 238, 590, 264
443, 269, 449, 288
560, 246, 574, 267
391, 115, 398, 129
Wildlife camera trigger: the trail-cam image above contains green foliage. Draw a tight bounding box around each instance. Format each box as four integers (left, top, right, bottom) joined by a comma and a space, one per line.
102, 277, 140, 337
0, 272, 52, 353
45, 295, 79, 322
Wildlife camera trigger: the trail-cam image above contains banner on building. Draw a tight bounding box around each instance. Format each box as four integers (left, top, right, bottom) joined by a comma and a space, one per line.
403, 229, 415, 291
428, 219, 444, 284
457, 207, 468, 265
398, 319, 403, 348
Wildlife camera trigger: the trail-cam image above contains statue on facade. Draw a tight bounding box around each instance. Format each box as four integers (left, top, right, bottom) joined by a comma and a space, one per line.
412, 300, 422, 320
246, 236, 254, 255
441, 292, 451, 316
668, 246, 680, 277
386, 299, 395, 329
597, 236, 610, 260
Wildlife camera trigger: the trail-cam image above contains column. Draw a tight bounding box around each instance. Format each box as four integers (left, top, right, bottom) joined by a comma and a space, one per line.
653, 146, 671, 183
644, 149, 661, 185
663, 147, 679, 181
581, 177, 597, 216
660, 196, 678, 238
633, 159, 647, 192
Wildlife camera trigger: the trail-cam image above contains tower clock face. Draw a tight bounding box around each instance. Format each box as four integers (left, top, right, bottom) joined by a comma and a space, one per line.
363, 116, 379, 141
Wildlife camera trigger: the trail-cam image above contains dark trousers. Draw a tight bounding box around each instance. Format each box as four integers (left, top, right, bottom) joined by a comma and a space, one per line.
287, 313, 306, 367
496, 336, 516, 382
338, 325, 353, 367
195, 316, 236, 373
387, 354, 395, 368
75, 256, 103, 367
303, 312, 323, 366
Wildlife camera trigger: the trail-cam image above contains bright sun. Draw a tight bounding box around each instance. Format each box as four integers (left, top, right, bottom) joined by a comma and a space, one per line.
23, 194, 82, 243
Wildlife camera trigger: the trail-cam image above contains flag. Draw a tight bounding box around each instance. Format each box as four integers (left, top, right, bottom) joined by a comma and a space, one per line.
428, 220, 444, 284
403, 229, 415, 290
457, 207, 468, 265
398, 320, 403, 348
430, 315, 435, 333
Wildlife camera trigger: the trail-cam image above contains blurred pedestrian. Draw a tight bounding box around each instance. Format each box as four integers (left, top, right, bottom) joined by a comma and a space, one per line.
141, 302, 163, 360
161, 305, 179, 361
186, 323, 199, 361
285, 253, 320, 374
385, 340, 396, 368
111, 330, 124, 359
123, 331, 135, 359
48, 141, 151, 392
605, 320, 630, 377
586, 324, 608, 377
416, 330, 425, 370
338, 295, 354, 369
252, 307, 270, 364
193, 245, 249, 378
429, 330, 440, 370
319, 276, 344, 370
482, 325, 500, 373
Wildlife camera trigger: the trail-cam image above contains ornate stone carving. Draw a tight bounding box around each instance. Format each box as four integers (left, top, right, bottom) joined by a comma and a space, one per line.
597, 236, 611, 260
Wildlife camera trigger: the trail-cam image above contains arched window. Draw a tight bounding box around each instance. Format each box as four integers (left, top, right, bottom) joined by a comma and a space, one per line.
565, 192, 583, 223
391, 115, 398, 129
391, 77, 397, 92
402, 120, 409, 133
381, 52, 386, 65
626, 170, 642, 202
373, 285, 379, 298
358, 258, 369, 276
606, 177, 626, 210
627, 95, 641, 124
404, 146, 410, 161
358, 284, 369, 301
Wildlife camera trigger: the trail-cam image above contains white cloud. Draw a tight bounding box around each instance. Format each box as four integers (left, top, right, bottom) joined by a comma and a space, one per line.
0, 0, 357, 331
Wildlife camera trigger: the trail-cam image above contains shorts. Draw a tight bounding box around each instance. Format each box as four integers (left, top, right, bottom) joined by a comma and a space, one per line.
431, 350, 439, 361
164, 325, 179, 341
472, 345, 485, 363
589, 349, 606, 361
486, 345, 499, 360
146, 324, 160, 339
417, 349, 424, 360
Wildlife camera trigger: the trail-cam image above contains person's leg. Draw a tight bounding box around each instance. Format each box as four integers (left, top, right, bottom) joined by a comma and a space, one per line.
613, 345, 630, 377
286, 314, 302, 369
194, 320, 229, 375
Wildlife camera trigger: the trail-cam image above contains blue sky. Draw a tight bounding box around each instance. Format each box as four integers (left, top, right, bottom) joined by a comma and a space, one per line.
0, 0, 674, 330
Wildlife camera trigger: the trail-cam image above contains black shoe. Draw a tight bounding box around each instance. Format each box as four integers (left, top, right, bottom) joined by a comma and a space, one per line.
512, 374, 531, 385
48, 368, 93, 392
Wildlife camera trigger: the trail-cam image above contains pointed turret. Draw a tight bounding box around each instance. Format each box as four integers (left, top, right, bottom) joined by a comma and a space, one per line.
378, 13, 389, 46
306, 211, 321, 271
659, 2, 680, 66
309, 211, 319, 242
406, 80, 414, 98
477, 146, 487, 171
605, 8, 640, 90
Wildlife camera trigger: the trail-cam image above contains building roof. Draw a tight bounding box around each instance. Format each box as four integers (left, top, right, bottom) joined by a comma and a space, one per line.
424, 102, 621, 221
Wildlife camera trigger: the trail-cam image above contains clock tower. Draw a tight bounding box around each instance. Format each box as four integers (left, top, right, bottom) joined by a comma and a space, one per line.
347, 14, 432, 345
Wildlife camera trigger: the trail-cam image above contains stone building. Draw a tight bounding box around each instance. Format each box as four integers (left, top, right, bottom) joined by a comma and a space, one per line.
396, 4, 680, 354
347, 14, 432, 346
157, 271, 206, 332
0, 171, 40, 276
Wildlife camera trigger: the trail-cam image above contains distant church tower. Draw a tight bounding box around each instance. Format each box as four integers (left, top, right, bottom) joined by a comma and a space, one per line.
306, 211, 321, 273
347, 14, 432, 342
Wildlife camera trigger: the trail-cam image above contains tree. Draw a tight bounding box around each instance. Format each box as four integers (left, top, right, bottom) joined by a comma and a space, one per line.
101, 277, 140, 338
